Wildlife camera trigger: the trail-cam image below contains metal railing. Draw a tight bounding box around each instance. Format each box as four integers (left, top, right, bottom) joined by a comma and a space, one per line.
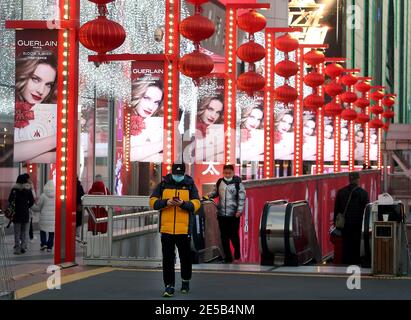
81, 195, 162, 267
0, 213, 15, 300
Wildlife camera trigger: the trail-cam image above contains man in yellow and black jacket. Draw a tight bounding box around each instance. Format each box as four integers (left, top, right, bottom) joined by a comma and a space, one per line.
149, 163, 201, 298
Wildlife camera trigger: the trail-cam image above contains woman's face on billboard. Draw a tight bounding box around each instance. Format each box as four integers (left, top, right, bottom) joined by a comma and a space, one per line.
355, 131, 364, 143
244, 108, 263, 131
303, 120, 315, 136
278, 114, 293, 133
324, 125, 333, 139
22, 63, 56, 105
137, 85, 163, 118
200, 99, 223, 126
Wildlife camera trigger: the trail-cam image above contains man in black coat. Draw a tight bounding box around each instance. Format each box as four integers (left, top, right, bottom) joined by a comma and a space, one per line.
334, 172, 369, 265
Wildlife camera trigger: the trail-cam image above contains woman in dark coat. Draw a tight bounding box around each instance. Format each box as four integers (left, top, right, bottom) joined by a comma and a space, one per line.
9, 173, 35, 254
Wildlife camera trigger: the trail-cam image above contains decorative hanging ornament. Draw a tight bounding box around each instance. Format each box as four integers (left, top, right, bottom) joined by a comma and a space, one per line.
371, 105, 384, 115
237, 71, 265, 96
341, 108, 357, 121
237, 9, 267, 34
324, 101, 343, 117
179, 51, 214, 79
324, 81, 343, 97
274, 84, 298, 105
355, 81, 371, 93
237, 41, 266, 63
382, 97, 395, 108
341, 73, 358, 86
180, 14, 215, 43
186, 0, 209, 4
383, 123, 390, 132
369, 119, 384, 129
303, 72, 325, 88
275, 33, 299, 53
382, 110, 395, 119
325, 63, 344, 79
303, 94, 324, 112
303, 49, 325, 66
79, 1, 126, 55
340, 92, 358, 104
354, 97, 370, 109
371, 90, 385, 101
275, 60, 299, 78
356, 113, 370, 124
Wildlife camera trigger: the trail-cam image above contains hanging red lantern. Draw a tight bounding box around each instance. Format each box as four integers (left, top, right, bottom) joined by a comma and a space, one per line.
275, 34, 299, 53
371, 105, 384, 115
325, 81, 343, 97
274, 84, 298, 104
180, 14, 215, 43
340, 92, 358, 104
237, 41, 266, 63
324, 101, 343, 117
237, 9, 267, 34
303, 72, 325, 88
325, 63, 344, 79
356, 113, 370, 124
354, 97, 370, 109
369, 119, 384, 129
79, 16, 126, 54
341, 74, 358, 86
355, 81, 371, 93
371, 90, 385, 101
237, 71, 265, 95
341, 108, 357, 121
383, 123, 390, 132
275, 60, 298, 78
303, 49, 325, 66
382, 97, 395, 108
382, 110, 395, 119
303, 94, 324, 111
179, 51, 214, 79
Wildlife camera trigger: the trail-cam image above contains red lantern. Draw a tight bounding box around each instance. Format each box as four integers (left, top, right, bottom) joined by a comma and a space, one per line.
237, 10, 267, 34
356, 113, 370, 124
371, 105, 384, 115
303, 72, 325, 88
371, 90, 385, 101
382, 110, 395, 119
237, 41, 265, 63
325, 81, 343, 97
382, 97, 395, 108
237, 71, 265, 95
340, 92, 358, 104
304, 49, 325, 66
275, 60, 298, 78
341, 108, 357, 121
79, 16, 126, 54
274, 84, 298, 104
180, 14, 215, 42
275, 34, 299, 53
354, 97, 370, 109
341, 74, 358, 86
324, 101, 343, 117
383, 123, 390, 132
303, 94, 324, 111
355, 81, 371, 93
369, 119, 384, 129
179, 51, 214, 79
325, 63, 344, 79
89, 0, 114, 4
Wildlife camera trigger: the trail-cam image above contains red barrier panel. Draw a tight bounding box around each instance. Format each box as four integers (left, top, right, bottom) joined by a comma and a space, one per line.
239, 171, 381, 263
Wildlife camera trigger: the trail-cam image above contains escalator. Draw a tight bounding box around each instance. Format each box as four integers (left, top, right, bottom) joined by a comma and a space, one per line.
259, 200, 322, 266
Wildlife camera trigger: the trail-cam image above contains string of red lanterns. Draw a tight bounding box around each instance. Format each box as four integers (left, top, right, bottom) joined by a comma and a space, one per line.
303, 49, 325, 112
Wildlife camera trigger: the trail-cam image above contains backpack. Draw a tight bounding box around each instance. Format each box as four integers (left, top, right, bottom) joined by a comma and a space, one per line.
4, 189, 16, 228
216, 176, 241, 201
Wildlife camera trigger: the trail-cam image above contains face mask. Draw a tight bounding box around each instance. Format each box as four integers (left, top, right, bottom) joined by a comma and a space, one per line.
172, 175, 184, 183
224, 177, 233, 182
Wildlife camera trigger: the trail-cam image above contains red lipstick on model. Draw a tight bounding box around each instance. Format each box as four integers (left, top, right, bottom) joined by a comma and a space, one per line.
31, 94, 42, 101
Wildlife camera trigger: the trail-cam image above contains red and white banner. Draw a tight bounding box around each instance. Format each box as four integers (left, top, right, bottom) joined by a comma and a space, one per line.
13, 30, 58, 163
239, 171, 381, 263
130, 60, 164, 163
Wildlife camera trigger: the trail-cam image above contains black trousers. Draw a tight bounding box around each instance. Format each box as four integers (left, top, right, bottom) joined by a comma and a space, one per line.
342, 224, 362, 265
217, 216, 241, 262
161, 233, 192, 287
29, 217, 33, 240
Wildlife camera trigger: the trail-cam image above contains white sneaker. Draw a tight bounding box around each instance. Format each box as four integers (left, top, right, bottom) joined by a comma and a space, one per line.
30, 239, 35, 243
